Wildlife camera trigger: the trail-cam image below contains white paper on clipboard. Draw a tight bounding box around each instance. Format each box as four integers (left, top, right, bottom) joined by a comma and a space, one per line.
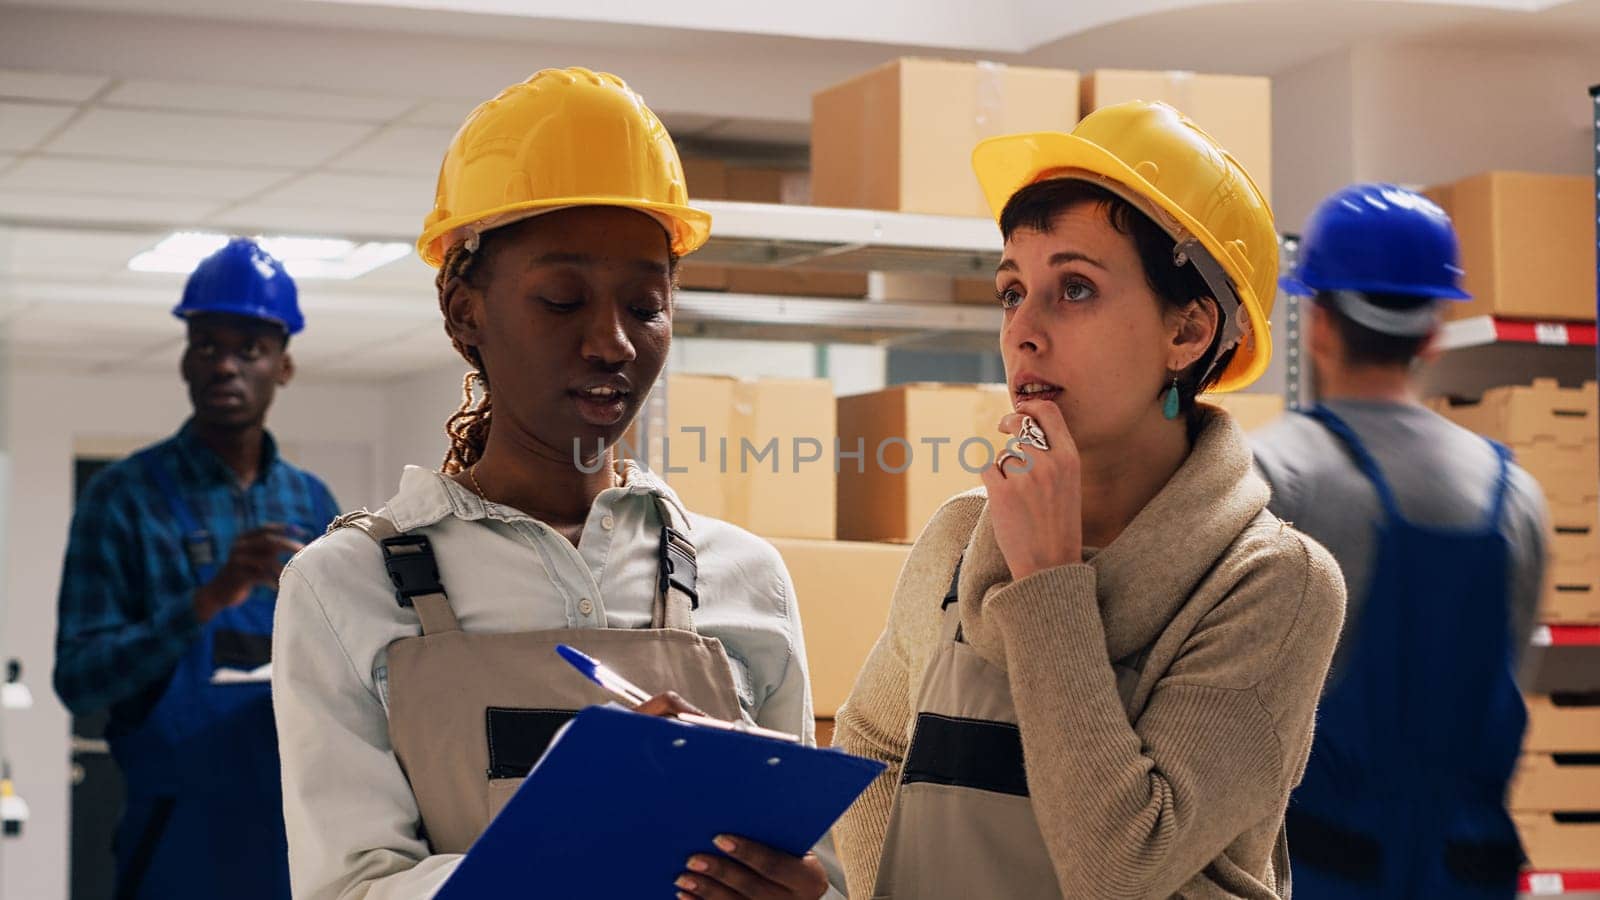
211, 663, 272, 685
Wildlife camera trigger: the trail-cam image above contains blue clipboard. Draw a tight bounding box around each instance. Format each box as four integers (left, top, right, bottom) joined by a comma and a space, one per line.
436, 705, 885, 898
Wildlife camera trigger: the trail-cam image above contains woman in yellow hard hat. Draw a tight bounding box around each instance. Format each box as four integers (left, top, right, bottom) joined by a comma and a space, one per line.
272, 68, 835, 900
832, 102, 1347, 899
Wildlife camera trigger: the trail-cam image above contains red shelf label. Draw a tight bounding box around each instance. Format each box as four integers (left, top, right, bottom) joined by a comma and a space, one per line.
1494, 319, 1599, 346
1522, 871, 1600, 893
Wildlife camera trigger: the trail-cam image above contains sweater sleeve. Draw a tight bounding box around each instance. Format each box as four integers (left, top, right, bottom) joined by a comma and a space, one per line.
984, 531, 1345, 900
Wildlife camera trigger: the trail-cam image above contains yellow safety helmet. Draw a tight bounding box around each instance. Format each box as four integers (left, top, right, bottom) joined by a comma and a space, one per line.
972, 101, 1277, 393
418, 67, 712, 268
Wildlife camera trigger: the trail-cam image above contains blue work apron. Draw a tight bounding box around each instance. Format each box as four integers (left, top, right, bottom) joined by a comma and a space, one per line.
106, 454, 289, 900
1288, 405, 1526, 899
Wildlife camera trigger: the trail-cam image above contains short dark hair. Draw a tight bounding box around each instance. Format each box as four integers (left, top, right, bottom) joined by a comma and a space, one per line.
998, 178, 1235, 416
1313, 291, 1432, 367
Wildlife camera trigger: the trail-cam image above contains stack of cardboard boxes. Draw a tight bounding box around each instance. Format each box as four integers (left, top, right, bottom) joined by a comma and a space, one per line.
1432, 379, 1600, 869
1424, 172, 1598, 323
679, 157, 869, 299
808, 59, 1273, 305
641, 376, 1028, 741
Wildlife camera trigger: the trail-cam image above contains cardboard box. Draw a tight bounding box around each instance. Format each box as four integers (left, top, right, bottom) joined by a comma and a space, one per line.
1523, 643, 1600, 694
769, 537, 913, 716
1431, 380, 1598, 447
726, 267, 869, 298
1511, 753, 1600, 811
836, 383, 1013, 542
1524, 694, 1600, 753
1543, 557, 1600, 624
1514, 440, 1600, 504
726, 166, 810, 205
681, 157, 729, 200
816, 717, 835, 748
1202, 392, 1285, 433
657, 374, 837, 540
1423, 172, 1596, 323
1515, 812, 1600, 870
812, 58, 1079, 218
678, 261, 730, 291
1081, 70, 1272, 202
954, 277, 997, 305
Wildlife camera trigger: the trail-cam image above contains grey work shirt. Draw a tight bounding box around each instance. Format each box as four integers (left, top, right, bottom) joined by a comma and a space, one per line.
1251, 400, 1548, 679
273, 462, 832, 900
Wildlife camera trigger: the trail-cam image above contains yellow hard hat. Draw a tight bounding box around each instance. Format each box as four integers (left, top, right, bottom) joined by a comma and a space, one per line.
418, 67, 712, 268
972, 101, 1277, 393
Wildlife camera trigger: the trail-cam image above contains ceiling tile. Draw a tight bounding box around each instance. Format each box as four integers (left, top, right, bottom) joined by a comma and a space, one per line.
0, 190, 219, 225
47, 108, 376, 167
257, 172, 428, 213
104, 80, 414, 123
0, 70, 109, 103
402, 99, 478, 127
327, 125, 455, 177
0, 226, 162, 276
0, 102, 77, 152
0, 156, 287, 200
207, 203, 416, 239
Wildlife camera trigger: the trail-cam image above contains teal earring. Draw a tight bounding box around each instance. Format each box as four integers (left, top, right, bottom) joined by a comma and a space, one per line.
1162, 376, 1181, 420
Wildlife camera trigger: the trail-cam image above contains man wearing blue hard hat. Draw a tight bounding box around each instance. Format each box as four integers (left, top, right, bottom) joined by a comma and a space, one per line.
1253, 185, 1549, 899
53, 237, 340, 900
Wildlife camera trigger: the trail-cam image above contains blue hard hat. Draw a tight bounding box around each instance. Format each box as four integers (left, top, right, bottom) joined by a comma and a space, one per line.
173, 237, 304, 335
1281, 183, 1470, 301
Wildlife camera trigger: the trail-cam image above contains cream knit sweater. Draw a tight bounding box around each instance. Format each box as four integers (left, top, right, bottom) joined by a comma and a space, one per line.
834, 408, 1346, 899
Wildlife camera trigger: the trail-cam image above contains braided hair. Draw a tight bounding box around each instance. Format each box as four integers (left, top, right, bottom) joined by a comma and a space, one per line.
437, 242, 492, 475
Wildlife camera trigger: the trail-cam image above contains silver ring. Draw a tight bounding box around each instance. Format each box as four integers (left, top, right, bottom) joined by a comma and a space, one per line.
994, 449, 1026, 477
1015, 415, 1050, 452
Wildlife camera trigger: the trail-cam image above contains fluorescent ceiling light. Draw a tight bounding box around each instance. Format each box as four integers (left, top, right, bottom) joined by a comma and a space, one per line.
128, 230, 410, 280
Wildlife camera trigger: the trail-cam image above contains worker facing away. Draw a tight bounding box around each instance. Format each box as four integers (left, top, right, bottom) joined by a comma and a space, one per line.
53, 237, 341, 900
1252, 183, 1549, 899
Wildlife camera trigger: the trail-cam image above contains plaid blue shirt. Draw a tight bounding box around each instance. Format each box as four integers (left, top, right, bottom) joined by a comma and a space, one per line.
53, 421, 340, 733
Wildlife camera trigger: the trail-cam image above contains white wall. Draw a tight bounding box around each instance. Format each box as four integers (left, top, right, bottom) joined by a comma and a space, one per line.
1272, 39, 1600, 229
1272, 49, 1360, 233
0, 365, 386, 900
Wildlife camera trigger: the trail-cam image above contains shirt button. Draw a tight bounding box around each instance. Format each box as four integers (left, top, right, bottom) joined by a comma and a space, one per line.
578, 598, 595, 616
600, 515, 615, 531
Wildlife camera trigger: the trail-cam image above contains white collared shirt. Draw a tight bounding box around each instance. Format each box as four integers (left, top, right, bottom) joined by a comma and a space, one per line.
273, 462, 819, 900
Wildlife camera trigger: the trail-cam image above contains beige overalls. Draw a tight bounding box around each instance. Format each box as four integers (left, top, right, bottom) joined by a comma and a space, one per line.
871, 564, 1216, 900
333, 494, 744, 854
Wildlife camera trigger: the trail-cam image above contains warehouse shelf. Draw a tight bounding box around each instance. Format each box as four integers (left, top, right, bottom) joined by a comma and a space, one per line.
1522, 870, 1600, 895
1422, 317, 1599, 398
692, 200, 1001, 277
1534, 625, 1600, 647
674, 290, 1001, 350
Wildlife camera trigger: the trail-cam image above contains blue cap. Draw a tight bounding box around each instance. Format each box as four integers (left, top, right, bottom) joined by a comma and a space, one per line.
1281, 183, 1470, 302
173, 238, 304, 335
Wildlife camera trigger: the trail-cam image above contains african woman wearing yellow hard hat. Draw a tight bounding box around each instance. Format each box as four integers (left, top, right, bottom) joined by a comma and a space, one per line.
272, 69, 837, 900
832, 103, 1348, 898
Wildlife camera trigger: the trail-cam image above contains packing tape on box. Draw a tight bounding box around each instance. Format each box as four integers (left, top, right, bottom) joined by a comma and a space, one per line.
722, 380, 761, 528
976, 60, 1007, 138
1163, 70, 1196, 116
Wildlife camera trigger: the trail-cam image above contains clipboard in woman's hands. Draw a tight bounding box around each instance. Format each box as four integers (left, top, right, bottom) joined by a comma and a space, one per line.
435, 704, 884, 898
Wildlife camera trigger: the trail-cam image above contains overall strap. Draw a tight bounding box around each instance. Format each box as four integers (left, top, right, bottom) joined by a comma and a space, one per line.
650, 496, 698, 632
1302, 405, 1404, 522
1483, 440, 1515, 531
332, 510, 461, 635
138, 452, 220, 584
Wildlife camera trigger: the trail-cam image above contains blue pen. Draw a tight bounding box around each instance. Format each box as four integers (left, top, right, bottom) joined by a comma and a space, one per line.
555, 644, 799, 743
